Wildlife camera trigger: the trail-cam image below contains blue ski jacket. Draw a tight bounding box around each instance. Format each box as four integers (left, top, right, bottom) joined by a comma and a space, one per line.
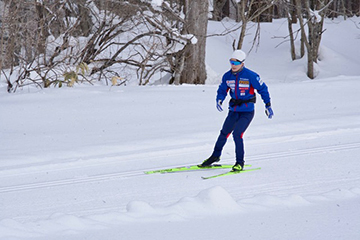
217, 67, 271, 112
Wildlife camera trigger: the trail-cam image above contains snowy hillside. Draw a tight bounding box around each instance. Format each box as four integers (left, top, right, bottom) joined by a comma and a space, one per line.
1, 18, 360, 240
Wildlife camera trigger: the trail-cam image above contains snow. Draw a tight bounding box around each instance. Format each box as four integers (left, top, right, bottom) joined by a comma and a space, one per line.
150, 0, 163, 7
1, 17, 360, 240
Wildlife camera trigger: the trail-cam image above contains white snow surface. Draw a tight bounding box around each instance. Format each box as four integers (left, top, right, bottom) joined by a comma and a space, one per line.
1, 18, 360, 240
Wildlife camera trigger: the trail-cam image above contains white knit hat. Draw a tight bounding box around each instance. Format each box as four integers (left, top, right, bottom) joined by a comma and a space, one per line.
231, 50, 246, 62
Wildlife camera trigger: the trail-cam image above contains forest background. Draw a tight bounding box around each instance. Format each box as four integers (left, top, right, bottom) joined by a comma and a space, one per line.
0, 0, 359, 92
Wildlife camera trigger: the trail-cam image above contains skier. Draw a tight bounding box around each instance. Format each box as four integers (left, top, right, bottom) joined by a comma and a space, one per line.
198, 49, 273, 171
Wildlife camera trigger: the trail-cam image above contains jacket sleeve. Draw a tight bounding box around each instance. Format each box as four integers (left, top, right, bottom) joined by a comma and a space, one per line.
251, 75, 271, 104
216, 74, 229, 102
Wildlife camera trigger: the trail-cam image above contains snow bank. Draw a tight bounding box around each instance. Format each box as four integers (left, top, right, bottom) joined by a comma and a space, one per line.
1, 187, 359, 239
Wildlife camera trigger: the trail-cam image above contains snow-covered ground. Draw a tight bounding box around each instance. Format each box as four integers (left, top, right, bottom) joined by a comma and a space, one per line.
1, 17, 360, 240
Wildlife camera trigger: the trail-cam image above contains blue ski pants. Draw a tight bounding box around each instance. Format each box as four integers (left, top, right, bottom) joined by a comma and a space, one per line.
212, 111, 254, 164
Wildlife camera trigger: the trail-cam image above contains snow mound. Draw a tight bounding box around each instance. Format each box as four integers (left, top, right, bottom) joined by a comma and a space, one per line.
1, 187, 360, 239
126, 186, 241, 221
166, 186, 242, 216
1, 187, 242, 238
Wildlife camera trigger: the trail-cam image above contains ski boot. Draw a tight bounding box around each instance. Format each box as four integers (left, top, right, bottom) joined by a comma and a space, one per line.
232, 162, 244, 171
198, 155, 220, 167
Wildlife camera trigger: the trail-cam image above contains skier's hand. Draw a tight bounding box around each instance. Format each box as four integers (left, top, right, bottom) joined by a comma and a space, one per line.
216, 99, 223, 112
265, 103, 273, 119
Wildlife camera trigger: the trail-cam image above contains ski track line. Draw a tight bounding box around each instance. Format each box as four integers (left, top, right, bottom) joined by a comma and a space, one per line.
0, 142, 211, 178
239, 176, 360, 198
247, 142, 360, 163
0, 142, 359, 194
0, 171, 145, 194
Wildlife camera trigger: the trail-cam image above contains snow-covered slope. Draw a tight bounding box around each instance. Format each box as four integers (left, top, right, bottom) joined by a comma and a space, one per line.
0, 18, 360, 240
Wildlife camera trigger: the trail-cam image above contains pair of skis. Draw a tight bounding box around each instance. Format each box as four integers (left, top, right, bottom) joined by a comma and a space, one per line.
144, 164, 260, 179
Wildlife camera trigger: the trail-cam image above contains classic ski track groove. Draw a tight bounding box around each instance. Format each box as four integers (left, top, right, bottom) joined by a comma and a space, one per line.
0, 142, 359, 193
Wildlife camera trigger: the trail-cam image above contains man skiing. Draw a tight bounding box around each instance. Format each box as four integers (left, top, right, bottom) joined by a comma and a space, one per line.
199, 49, 273, 171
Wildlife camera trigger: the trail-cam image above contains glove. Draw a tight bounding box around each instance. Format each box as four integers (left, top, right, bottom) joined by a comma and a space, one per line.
216, 99, 223, 112
265, 103, 274, 119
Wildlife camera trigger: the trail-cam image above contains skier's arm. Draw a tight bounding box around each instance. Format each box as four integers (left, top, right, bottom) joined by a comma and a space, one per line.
215, 75, 229, 112
251, 75, 270, 105
216, 75, 229, 102
251, 75, 273, 119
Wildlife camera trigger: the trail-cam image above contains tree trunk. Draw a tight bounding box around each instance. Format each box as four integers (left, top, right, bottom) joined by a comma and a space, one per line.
213, 0, 228, 21
286, 0, 297, 60
177, 0, 208, 84
295, 0, 329, 79
77, 0, 93, 37
35, 2, 49, 55
295, 0, 313, 78
287, 12, 296, 60
236, 0, 247, 49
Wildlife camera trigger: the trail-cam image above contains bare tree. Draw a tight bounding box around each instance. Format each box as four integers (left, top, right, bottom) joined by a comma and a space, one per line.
295, 0, 332, 79
0, 0, 97, 91
282, 0, 300, 61
1, 0, 209, 91
4, 0, 357, 90
232, 0, 277, 50
174, 0, 208, 84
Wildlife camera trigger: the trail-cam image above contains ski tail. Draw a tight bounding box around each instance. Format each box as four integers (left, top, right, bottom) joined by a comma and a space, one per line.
202, 167, 261, 180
